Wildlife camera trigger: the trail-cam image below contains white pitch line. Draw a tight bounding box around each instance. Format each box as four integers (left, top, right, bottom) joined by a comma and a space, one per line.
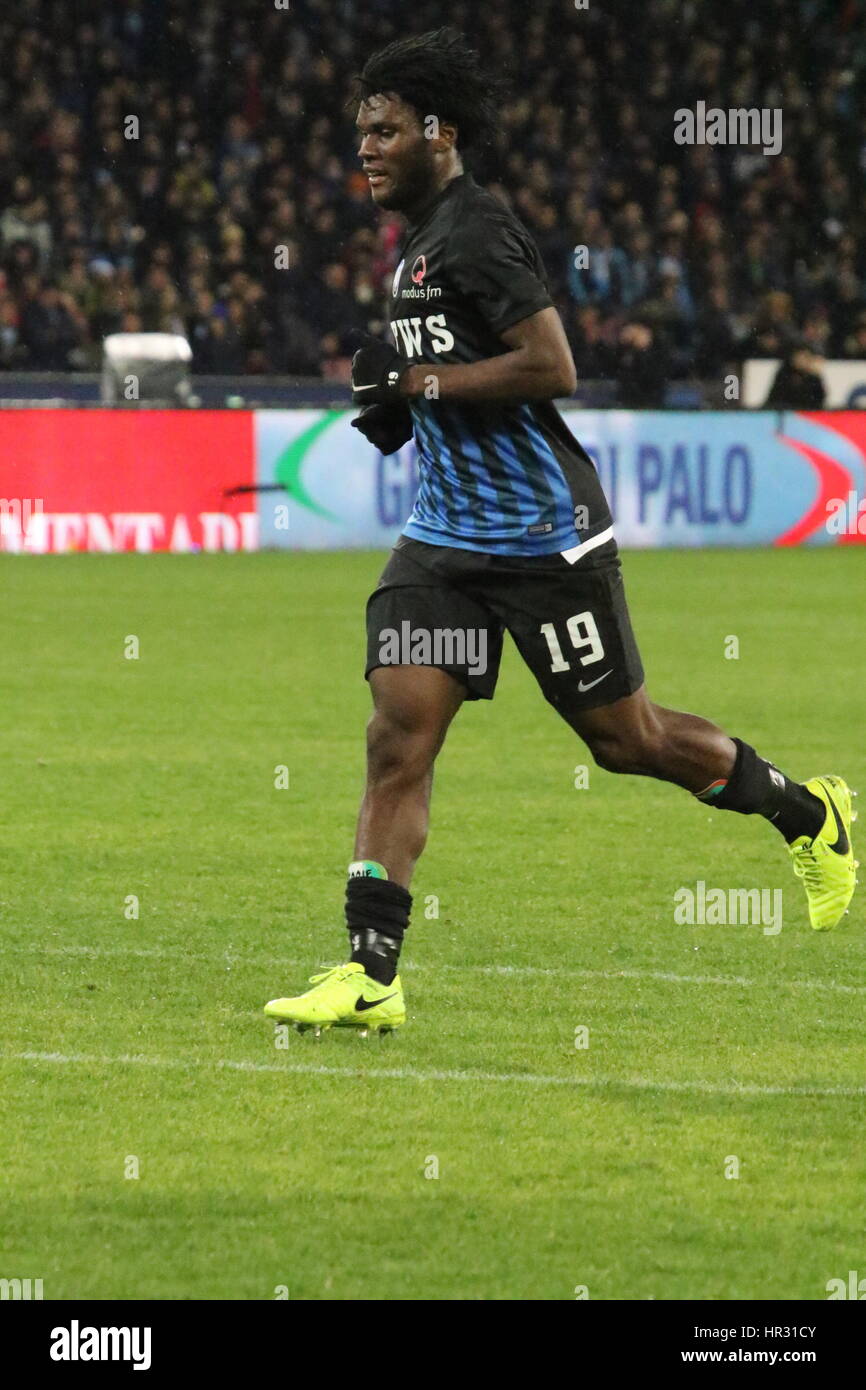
3, 941, 865, 997
2, 1049, 866, 1098
414, 962, 866, 997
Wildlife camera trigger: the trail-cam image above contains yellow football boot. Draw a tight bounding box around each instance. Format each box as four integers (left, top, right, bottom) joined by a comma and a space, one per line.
264, 962, 405, 1034
789, 776, 858, 931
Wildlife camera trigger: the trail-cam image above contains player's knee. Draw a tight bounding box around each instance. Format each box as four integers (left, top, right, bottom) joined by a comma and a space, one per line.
365, 707, 439, 785
588, 733, 631, 774
586, 712, 667, 775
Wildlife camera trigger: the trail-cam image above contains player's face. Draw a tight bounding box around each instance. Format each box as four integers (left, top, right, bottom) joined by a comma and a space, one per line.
356, 95, 434, 212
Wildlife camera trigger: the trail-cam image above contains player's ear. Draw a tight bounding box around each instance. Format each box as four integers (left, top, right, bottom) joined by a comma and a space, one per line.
438, 121, 458, 152
425, 118, 458, 152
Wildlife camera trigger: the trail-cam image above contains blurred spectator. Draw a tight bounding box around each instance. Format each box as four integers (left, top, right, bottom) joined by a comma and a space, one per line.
196, 312, 245, 374
0, 295, 23, 367
637, 270, 696, 376
841, 311, 866, 360
569, 305, 615, 380
620, 230, 656, 309
567, 220, 629, 308
20, 281, 82, 368
695, 285, 741, 376
308, 261, 369, 353
746, 292, 799, 359
615, 321, 669, 408
765, 346, 827, 409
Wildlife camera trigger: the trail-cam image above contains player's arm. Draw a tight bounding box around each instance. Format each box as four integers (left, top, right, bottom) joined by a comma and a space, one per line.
351, 307, 576, 406
399, 306, 576, 403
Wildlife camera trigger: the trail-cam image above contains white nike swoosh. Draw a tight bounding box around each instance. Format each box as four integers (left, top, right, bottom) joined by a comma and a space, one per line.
577, 670, 612, 692
352, 384, 380, 392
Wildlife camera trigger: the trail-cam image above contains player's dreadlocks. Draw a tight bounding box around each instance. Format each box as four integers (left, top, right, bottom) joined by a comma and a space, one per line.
354, 27, 507, 152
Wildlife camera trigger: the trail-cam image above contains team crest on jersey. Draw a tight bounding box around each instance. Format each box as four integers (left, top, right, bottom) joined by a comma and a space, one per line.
391, 258, 405, 297
411, 254, 427, 285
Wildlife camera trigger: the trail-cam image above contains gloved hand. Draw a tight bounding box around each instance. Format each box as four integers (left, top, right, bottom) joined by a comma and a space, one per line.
351, 400, 414, 454
351, 338, 409, 405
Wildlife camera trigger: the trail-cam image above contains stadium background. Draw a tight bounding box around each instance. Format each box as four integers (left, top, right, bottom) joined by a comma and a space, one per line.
0, 0, 864, 386
1, 0, 866, 553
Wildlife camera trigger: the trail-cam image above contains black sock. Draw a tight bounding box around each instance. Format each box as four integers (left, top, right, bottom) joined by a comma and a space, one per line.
346, 877, 412, 984
697, 739, 825, 843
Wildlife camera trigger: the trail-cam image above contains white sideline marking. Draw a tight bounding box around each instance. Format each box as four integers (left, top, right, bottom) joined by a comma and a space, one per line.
3, 941, 864, 997
2, 1049, 866, 1098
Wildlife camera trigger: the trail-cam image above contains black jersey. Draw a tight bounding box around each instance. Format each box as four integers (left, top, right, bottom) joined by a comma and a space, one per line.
388, 173, 613, 558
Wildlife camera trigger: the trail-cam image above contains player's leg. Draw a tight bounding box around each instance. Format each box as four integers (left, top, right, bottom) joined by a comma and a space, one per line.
264, 540, 503, 1030
566, 685, 858, 931
491, 547, 857, 931
346, 664, 465, 988
353, 665, 465, 889
263, 666, 464, 1033
568, 682, 815, 827
346, 544, 501, 991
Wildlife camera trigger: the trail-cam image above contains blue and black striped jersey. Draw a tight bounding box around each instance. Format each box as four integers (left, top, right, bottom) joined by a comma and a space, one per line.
389, 173, 613, 558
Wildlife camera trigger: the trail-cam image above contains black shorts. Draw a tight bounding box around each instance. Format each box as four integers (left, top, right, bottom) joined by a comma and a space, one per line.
365, 534, 645, 727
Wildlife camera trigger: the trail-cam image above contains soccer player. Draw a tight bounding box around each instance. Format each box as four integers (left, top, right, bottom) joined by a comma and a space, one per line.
264, 28, 856, 1034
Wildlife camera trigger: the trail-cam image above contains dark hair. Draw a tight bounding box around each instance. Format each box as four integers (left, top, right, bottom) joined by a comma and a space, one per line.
353, 26, 506, 152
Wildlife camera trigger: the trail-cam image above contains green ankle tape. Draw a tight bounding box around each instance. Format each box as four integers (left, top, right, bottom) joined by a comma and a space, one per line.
347, 860, 388, 880
696, 779, 728, 801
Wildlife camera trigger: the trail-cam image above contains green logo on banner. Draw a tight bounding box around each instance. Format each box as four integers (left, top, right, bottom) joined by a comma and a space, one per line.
273, 410, 344, 520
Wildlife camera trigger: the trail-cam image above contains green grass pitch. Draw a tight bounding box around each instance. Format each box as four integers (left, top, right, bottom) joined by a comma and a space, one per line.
1, 547, 863, 1301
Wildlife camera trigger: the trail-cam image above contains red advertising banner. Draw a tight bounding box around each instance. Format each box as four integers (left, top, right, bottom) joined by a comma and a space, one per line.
0, 410, 256, 552
2, 406, 866, 552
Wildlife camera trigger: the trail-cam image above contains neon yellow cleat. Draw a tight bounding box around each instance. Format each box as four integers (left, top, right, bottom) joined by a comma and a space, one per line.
789, 776, 858, 931
264, 962, 405, 1034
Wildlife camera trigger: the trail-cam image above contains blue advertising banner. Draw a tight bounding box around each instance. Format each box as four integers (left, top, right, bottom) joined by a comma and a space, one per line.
254, 410, 866, 550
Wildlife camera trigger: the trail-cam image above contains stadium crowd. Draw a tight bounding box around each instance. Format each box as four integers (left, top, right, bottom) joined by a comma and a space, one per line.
0, 0, 864, 402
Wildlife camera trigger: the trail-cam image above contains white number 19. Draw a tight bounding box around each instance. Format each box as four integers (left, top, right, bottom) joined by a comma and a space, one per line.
540, 611, 605, 673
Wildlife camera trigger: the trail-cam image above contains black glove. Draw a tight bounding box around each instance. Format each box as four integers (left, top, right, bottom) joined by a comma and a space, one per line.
351, 338, 409, 405
351, 400, 414, 454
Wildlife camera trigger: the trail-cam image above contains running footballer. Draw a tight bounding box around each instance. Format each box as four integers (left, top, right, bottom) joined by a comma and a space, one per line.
264, 28, 856, 1034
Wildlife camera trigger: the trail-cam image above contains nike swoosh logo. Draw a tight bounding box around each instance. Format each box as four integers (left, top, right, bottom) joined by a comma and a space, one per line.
352, 384, 380, 392
577, 670, 612, 693
824, 787, 849, 855
355, 992, 398, 1012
